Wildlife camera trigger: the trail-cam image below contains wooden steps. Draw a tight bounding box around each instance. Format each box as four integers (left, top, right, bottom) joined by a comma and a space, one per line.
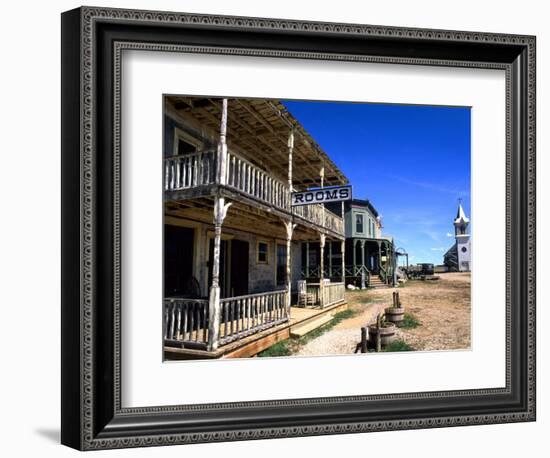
370, 277, 389, 289
290, 313, 333, 338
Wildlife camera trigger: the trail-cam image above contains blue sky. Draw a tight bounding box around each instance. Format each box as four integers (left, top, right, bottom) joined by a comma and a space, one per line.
283, 100, 471, 266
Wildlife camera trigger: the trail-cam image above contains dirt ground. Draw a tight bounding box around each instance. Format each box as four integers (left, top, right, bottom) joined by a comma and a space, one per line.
296, 272, 471, 356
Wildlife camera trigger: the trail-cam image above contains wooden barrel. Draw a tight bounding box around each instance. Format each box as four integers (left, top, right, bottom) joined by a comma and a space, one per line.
385, 306, 405, 323
367, 322, 397, 346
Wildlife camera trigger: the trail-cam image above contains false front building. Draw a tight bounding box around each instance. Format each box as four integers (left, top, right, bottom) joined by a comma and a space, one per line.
163, 96, 348, 359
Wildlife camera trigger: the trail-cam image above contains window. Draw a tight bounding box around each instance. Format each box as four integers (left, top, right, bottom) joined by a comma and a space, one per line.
355, 214, 364, 233
177, 137, 197, 155
276, 244, 287, 285
257, 241, 268, 263
173, 128, 202, 155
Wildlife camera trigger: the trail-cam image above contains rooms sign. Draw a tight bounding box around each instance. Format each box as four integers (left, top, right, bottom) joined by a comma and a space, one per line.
291, 185, 352, 207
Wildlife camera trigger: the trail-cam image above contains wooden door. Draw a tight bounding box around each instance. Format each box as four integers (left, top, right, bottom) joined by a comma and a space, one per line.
230, 240, 249, 297
164, 225, 194, 297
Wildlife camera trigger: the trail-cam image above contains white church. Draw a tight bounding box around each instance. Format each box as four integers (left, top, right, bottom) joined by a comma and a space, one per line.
443, 201, 471, 272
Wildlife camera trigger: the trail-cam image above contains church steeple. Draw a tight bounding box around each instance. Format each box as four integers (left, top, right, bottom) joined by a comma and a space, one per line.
444, 199, 471, 272
454, 199, 469, 237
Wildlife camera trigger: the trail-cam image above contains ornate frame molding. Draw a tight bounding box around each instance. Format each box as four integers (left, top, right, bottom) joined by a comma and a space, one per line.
61, 6, 536, 450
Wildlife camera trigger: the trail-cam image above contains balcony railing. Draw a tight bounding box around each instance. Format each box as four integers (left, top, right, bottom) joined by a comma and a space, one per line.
164, 290, 289, 350
226, 151, 289, 210
164, 150, 344, 235
164, 150, 216, 191
292, 203, 343, 235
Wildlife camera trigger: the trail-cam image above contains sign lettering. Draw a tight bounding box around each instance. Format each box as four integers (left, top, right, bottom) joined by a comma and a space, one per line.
291, 185, 352, 207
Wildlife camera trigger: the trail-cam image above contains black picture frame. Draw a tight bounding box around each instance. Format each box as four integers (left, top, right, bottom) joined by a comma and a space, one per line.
61, 6, 536, 450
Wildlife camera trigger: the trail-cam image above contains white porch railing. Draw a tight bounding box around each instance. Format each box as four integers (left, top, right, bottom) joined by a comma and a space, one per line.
164, 150, 216, 191
226, 151, 289, 210
164, 150, 344, 235
299, 280, 346, 308
293, 204, 343, 235
164, 298, 209, 349
323, 282, 346, 307
219, 290, 288, 346
164, 290, 289, 350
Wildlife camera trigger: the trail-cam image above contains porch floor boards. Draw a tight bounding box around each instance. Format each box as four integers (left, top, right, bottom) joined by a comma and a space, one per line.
164, 300, 347, 360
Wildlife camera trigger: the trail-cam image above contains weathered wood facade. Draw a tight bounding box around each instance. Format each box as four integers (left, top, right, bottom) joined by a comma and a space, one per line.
163, 97, 348, 357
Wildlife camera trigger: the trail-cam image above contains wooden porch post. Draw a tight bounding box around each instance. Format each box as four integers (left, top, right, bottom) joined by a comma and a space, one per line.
341, 201, 346, 284
288, 129, 294, 191
360, 240, 366, 289
216, 98, 229, 186
353, 239, 357, 271
319, 233, 326, 308
208, 99, 231, 352
284, 221, 296, 316
208, 197, 231, 351
305, 242, 310, 277
328, 241, 333, 278
377, 240, 382, 281
341, 239, 346, 284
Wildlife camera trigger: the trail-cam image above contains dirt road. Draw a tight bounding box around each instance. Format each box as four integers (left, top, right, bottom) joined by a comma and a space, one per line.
295, 272, 471, 356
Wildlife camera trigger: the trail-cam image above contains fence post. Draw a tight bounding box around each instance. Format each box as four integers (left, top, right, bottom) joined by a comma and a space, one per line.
361, 326, 368, 353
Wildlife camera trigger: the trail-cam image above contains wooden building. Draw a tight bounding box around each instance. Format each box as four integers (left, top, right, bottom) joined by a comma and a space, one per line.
343, 199, 395, 288
163, 97, 348, 359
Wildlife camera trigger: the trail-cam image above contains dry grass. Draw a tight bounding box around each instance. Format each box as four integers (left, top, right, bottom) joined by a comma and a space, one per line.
354, 272, 471, 351
291, 272, 470, 356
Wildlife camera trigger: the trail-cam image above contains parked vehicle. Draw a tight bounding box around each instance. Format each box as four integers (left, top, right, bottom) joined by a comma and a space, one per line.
407, 263, 435, 279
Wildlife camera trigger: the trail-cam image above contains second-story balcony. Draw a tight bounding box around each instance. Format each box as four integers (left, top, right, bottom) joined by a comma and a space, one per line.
164, 149, 344, 237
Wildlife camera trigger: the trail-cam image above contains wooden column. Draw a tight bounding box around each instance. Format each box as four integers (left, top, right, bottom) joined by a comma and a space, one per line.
360, 240, 366, 289
288, 129, 294, 191
341, 239, 346, 284
353, 239, 357, 270
305, 242, 310, 277
341, 201, 346, 284
208, 196, 232, 351
320, 165, 325, 229
208, 100, 231, 351
284, 221, 296, 315
216, 98, 229, 186
328, 241, 333, 278
319, 233, 326, 308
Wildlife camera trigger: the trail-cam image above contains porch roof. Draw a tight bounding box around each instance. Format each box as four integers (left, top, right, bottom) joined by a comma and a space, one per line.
165, 193, 345, 241
166, 96, 349, 188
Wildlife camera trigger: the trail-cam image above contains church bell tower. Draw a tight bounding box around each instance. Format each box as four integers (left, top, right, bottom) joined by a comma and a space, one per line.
454, 200, 471, 271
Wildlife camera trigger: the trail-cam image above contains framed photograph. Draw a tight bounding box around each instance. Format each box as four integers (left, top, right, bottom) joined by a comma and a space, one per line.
61, 6, 536, 450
